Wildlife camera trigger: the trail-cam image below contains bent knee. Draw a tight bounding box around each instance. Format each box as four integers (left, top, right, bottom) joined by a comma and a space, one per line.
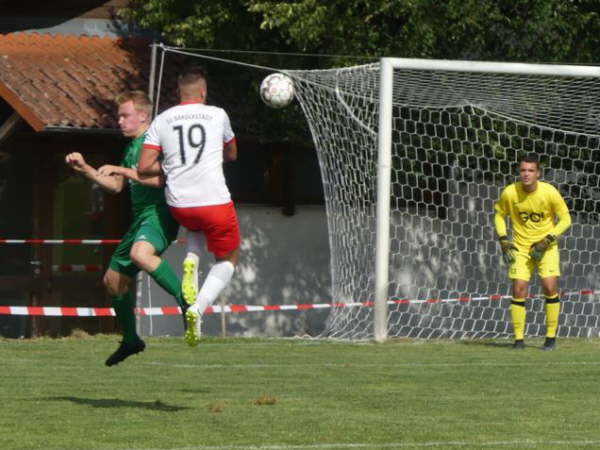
512, 283, 528, 299
103, 271, 129, 296
513, 289, 527, 299
129, 247, 143, 266
130, 241, 157, 266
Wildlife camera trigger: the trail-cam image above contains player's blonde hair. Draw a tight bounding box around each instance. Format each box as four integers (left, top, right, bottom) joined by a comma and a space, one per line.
115, 90, 152, 116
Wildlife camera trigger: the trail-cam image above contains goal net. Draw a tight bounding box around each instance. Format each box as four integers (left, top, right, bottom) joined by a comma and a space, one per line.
288, 59, 600, 340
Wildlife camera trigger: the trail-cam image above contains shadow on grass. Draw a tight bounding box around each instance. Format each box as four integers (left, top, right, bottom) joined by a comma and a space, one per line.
44, 396, 190, 412
458, 340, 515, 349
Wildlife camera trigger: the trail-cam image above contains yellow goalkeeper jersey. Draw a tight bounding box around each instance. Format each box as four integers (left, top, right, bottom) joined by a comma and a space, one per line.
494, 181, 571, 249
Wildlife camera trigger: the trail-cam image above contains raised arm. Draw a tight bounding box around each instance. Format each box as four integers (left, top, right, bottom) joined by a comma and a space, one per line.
98, 164, 164, 188
138, 146, 162, 179
65, 152, 125, 193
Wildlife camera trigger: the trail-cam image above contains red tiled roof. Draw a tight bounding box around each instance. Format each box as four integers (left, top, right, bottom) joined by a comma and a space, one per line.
0, 33, 154, 131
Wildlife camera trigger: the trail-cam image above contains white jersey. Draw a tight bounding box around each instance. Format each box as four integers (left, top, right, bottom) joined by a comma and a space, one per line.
144, 102, 235, 207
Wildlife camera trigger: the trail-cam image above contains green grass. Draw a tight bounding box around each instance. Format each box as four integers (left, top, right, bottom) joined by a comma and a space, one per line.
2, 335, 600, 449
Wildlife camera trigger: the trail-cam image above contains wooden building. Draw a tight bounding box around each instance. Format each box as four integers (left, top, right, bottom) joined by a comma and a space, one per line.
0, 1, 323, 338
0, 1, 161, 337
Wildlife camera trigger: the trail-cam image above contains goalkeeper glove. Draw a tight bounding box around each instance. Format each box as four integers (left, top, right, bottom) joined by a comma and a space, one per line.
530, 234, 556, 262
498, 236, 518, 265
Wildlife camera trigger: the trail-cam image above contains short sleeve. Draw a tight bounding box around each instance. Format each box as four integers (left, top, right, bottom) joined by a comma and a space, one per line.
223, 110, 235, 145
143, 117, 162, 151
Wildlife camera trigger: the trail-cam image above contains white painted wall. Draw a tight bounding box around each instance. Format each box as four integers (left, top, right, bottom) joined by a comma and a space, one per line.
137, 204, 332, 338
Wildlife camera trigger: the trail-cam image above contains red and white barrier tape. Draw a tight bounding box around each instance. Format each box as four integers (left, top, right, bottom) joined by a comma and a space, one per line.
0, 239, 122, 245
52, 265, 103, 273
0, 304, 335, 317
0, 290, 597, 317
0, 239, 184, 245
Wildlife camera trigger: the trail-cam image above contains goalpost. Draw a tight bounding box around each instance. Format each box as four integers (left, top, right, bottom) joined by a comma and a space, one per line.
150, 46, 600, 341
288, 58, 600, 341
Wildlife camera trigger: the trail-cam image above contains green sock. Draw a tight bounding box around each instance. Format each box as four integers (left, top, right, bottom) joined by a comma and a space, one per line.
112, 292, 138, 343
150, 259, 185, 308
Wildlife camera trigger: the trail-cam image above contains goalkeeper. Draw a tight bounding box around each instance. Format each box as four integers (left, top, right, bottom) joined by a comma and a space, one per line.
494, 155, 571, 350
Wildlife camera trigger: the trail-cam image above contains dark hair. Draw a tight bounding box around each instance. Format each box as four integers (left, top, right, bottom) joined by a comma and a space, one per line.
178, 65, 208, 86
519, 154, 540, 170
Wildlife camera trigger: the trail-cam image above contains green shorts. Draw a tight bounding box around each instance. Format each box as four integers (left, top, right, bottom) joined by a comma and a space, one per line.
109, 205, 179, 278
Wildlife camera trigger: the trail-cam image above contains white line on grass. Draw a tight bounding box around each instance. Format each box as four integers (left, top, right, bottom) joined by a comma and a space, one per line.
143, 360, 600, 369
147, 340, 360, 348
125, 438, 600, 449
4, 358, 36, 364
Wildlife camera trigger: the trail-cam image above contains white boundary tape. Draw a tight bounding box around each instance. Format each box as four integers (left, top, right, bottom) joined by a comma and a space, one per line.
0, 239, 184, 245
1, 289, 597, 317
143, 360, 600, 369
52, 264, 103, 273
126, 439, 600, 449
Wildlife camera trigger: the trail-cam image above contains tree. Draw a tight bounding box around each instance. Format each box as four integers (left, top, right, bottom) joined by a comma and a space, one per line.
247, 0, 600, 63
124, 1, 600, 63
122, 1, 600, 210
123, 0, 261, 48
122, 0, 314, 138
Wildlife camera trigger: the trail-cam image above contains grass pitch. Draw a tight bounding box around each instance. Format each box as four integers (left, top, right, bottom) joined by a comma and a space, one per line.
2, 335, 600, 449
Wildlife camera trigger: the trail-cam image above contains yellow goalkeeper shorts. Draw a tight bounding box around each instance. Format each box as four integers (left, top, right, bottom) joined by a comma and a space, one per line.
508, 244, 560, 281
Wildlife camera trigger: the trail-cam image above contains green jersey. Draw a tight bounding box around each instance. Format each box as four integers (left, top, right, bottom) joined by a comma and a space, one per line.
120, 134, 167, 217
110, 134, 179, 278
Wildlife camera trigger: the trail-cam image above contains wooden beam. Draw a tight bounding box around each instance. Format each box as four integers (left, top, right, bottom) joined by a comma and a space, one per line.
0, 112, 22, 146
0, 82, 45, 132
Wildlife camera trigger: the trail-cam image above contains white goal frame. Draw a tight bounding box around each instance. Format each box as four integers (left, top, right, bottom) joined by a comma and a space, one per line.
375, 58, 600, 342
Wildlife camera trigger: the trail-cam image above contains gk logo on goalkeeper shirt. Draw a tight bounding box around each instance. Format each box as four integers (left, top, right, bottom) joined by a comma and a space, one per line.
519, 211, 544, 223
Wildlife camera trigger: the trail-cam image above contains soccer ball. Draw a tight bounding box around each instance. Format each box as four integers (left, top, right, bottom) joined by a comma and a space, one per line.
259, 73, 295, 109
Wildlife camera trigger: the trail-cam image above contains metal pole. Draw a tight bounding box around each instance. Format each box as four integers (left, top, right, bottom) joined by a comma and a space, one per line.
373, 57, 600, 77
220, 297, 227, 337
374, 58, 393, 343
148, 41, 158, 104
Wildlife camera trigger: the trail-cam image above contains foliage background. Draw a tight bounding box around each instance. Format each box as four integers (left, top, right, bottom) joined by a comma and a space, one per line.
123, 0, 600, 63
120, 1, 600, 211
